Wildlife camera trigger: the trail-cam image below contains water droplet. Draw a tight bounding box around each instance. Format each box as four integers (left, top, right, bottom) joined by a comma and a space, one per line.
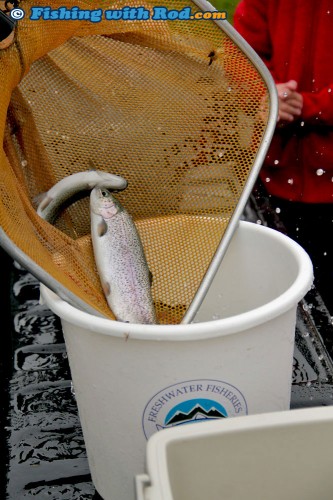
274, 159, 279, 165
227, 87, 232, 92
287, 178, 294, 184
316, 168, 325, 176
265, 177, 271, 183
212, 314, 220, 320
256, 220, 262, 225
328, 88, 332, 93
302, 331, 309, 338
300, 121, 305, 126
323, 251, 327, 256
318, 354, 324, 361
275, 207, 281, 214
327, 10, 331, 14
21, 160, 28, 167
306, 381, 312, 387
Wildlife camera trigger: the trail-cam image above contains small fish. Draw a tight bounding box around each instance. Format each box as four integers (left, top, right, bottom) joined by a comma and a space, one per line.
37, 170, 128, 223
90, 186, 157, 324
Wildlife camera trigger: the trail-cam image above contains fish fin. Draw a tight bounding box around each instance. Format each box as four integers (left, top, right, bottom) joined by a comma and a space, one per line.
97, 218, 108, 237
33, 192, 46, 208
36, 194, 53, 212
88, 159, 96, 170
149, 269, 153, 286
102, 281, 111, 297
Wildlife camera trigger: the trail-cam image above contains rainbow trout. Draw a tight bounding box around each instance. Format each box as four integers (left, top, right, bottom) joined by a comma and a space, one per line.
37, 170, 127, 223
90, 186, 157, 324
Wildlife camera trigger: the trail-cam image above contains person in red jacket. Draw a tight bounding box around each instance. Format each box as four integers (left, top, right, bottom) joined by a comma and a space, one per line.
234, 0, 333, 314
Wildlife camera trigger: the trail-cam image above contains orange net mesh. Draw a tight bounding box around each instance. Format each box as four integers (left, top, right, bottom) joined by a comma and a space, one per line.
0, 0, 269, 323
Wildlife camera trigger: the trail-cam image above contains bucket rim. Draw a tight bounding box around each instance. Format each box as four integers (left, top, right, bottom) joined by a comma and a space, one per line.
40, 221, 313, 341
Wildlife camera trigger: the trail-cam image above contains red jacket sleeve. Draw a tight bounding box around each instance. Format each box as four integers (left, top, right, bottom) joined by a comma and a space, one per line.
301, 86, 333, 126
233, 0, 275, 77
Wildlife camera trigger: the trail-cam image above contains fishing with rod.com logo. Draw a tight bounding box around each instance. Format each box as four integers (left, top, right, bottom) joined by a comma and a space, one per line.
142, 379, 248, 439
9, 5, 227, 22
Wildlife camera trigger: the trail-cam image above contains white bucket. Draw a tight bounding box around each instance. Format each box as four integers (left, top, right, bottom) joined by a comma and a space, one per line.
40, 220, 313, 500
137, 406, 333, 500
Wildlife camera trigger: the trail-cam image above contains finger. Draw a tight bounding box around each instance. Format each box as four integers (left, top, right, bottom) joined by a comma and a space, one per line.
278, 110, 294, 122
288, 106, 302, 116
281, 94, 303, 108
285, 93, 303, 105
285, 80, 298, 91
283, 100, 302, 114
278, 102, 300, 121
279, 96, 302, 110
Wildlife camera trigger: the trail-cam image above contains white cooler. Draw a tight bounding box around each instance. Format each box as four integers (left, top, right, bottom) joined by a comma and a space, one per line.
136, 406, 333, 500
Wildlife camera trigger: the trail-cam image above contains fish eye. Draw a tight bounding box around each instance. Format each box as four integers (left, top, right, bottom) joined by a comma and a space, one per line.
101, 190, 109, 197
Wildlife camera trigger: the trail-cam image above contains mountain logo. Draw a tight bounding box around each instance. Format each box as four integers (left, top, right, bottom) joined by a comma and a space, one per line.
142, 379, 247, 439
165, 398, 227, 426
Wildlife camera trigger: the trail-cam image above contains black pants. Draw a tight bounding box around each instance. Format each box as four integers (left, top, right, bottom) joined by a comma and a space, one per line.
257, 190, 333, 315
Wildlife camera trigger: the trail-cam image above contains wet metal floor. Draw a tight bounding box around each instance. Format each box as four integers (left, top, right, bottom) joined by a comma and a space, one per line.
2, 213, 333, 498
2, 262, 97, 499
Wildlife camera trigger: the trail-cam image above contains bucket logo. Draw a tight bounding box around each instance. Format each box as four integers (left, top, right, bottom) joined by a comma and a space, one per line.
142, 379, 247, 439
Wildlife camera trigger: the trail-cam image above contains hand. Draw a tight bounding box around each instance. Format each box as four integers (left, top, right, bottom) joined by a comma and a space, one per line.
276, 80, 303, 123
